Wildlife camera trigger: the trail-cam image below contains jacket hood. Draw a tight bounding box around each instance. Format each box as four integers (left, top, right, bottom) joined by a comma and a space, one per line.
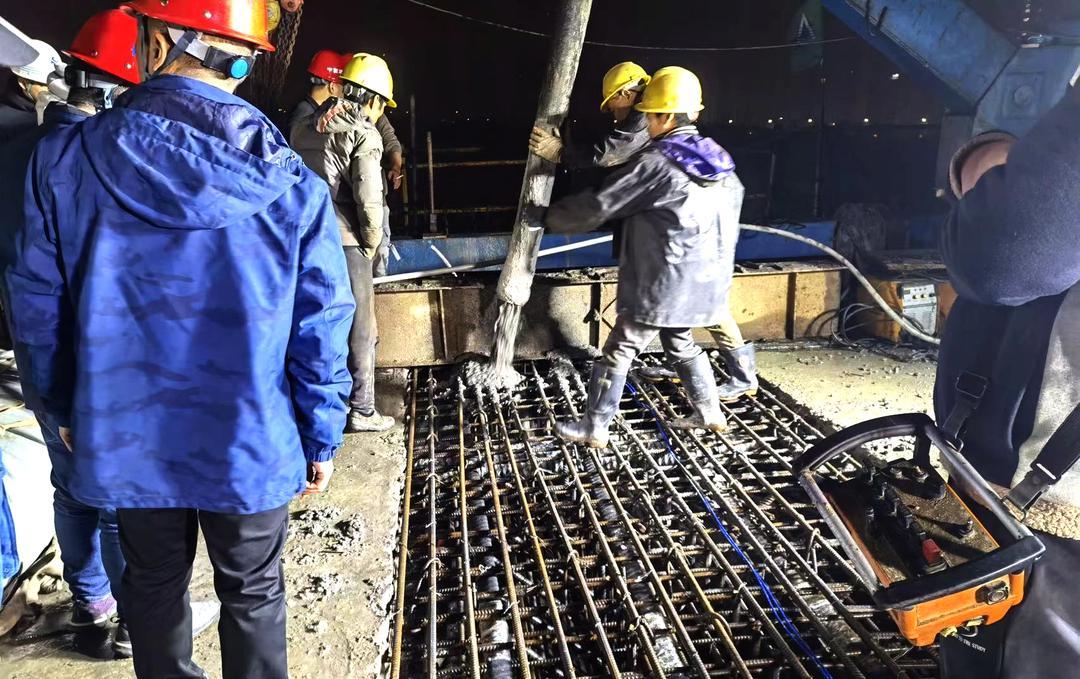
80, 76, 304, 231
655, 129, 736, 182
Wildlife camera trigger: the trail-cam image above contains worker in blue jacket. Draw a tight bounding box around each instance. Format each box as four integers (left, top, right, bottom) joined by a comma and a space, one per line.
6, 1, 353, 676
935, 73, 1080, 677
545, 67, 742, 447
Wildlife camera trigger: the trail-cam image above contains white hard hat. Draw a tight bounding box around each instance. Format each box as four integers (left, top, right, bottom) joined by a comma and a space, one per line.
0, 17, 39, 69
10, 39, 62, 84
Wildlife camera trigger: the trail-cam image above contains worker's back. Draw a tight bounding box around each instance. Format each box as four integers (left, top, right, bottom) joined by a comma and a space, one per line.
290, 101, 384, 252
549, 126, 744, 329
8, 74, 354, 514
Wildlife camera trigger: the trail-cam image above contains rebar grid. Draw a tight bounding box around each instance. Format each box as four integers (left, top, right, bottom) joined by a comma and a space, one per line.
390, 358, 939, 678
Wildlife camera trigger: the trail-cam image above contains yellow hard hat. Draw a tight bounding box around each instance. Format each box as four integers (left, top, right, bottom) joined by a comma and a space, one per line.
635, 66, 705, 114
267, 2, 282, 32
600, 61, 650, 111
342, 53, 397, 108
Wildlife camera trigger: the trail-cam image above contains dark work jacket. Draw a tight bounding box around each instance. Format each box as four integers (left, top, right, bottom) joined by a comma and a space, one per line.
290, 99, 385, 253
935, 85, 1080, 510
562, 109, 652, 257
562, 108, 650, 170
0, 81, 35, 146
547, 127, 743, 328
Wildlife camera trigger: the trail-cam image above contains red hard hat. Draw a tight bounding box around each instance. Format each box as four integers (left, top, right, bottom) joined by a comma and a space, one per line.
126, 0, 276, 52
308, 50, 345, 84
65, 9, 142, 86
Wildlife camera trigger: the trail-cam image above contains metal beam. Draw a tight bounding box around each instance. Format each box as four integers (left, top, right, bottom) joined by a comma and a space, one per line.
822, 0, 1016, 110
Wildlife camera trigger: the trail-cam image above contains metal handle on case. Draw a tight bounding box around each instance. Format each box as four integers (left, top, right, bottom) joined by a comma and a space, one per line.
793, 413, 1045, 610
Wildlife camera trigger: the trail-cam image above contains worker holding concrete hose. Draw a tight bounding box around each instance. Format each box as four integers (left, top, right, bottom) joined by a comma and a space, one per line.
292, 53, 398, 433
530, 61, 652, 169
7, 1, 354, 676
544, 66, 741, 447
531, 61, 652, 260
934, 73, 1080, 676
289, 51, 403, 278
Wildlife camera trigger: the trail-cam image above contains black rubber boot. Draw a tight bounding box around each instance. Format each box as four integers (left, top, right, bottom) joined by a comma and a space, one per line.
717, 343, 759, 402
670, 353, 727, 433
555, 363, 627, 448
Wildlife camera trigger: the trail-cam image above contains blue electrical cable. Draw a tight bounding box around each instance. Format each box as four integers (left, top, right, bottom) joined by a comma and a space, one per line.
624, 381, 835, 679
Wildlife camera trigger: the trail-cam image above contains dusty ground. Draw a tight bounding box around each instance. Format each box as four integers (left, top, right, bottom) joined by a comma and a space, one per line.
0, 346, 937, 679
0, 372, 408, 679
757, 344, 937, 428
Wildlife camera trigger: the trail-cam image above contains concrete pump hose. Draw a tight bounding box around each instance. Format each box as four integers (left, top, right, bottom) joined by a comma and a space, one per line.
740, 224, 941, 346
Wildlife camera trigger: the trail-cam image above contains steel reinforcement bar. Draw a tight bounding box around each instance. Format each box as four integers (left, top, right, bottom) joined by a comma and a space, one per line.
390, 358, 938, 677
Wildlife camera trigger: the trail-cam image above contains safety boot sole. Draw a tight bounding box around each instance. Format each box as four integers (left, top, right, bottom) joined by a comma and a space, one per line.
719, 388, 758, 403
554, 424, 610, 449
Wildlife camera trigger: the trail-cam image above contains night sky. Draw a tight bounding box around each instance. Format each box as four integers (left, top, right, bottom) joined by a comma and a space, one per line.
7, 0, 949, 126
8, 0, 1075, 128
5, 1, 1070, 226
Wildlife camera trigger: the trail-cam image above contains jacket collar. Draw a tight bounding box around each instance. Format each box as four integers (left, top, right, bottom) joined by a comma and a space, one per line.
138, 74, 252, 108
43, 102, 90, 126
658, 125, 699, 139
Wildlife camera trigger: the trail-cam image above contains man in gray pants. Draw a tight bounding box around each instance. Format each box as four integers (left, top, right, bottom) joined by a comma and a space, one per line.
291, 54, 399, 433
545, 67, 741, 447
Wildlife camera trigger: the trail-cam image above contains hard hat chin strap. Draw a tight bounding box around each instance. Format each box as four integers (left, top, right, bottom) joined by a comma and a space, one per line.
64, 68, 122, 111
165, 27, 257, 80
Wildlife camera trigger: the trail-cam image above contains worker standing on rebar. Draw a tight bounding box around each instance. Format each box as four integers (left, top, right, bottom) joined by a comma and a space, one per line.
291, 53, 397, 433
934, 73, 1080, 676
545, 67, 741, 447
6, 1, 354, 676
289, 50, 403, 278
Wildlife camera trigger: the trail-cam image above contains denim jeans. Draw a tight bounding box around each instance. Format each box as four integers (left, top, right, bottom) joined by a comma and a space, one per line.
39, 415, 125, 608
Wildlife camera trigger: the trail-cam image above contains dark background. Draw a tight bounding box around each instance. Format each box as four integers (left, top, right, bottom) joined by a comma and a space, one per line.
6, 1, 1074, 235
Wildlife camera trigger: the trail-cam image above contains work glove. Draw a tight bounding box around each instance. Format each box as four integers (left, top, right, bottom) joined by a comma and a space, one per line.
529, 125, 564, 164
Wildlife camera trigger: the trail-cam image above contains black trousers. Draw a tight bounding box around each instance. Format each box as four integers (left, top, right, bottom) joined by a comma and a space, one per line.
940, 528, 1080, 677
116, 505, 290, 679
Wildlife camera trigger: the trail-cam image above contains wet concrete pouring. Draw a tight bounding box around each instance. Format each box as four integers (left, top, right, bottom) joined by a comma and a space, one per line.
0, 346, 940, 678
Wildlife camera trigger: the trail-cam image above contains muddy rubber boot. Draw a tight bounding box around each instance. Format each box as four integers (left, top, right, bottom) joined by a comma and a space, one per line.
670, 353, 727, 433
554, 364, 627, 448
637, 363, 679, 383
717, 344, 759, 402
346, 409, 396, 433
